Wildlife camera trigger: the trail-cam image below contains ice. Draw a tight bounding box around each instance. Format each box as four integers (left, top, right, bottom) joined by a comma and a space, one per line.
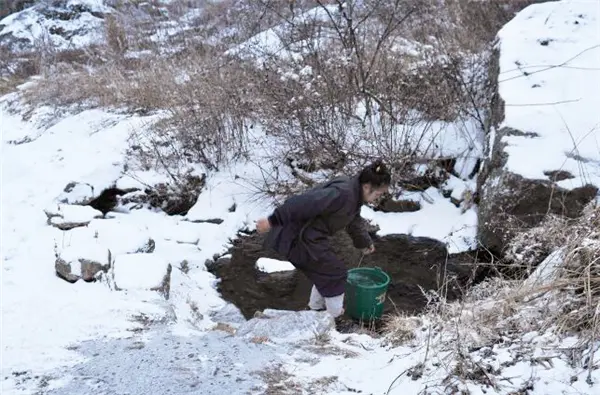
236, 309, 335, 343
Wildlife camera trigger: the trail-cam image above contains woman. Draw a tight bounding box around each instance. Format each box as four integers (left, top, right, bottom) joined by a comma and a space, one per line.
256, 160, 391, 317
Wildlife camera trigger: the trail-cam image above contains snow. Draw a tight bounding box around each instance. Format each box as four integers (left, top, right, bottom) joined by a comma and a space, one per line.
112, 253, 170, 291
362, 187, 478, 253
55, 182, 95, 204
45, 203, 103, 225
0, 103, 169, 376
443, 174, 476, 201
0, 0, 111, 51
2, 1, 599, 394
497, 0, 600, 190
225, 6, 339, 63
256, 257, 295, 273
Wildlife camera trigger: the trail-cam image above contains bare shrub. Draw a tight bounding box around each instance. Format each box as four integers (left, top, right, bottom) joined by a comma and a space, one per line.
19, 0, 528, 185
383, 202, 600, 389
104, 13, 128, 57
504, 214, 571, 270
555, 203, 600, 334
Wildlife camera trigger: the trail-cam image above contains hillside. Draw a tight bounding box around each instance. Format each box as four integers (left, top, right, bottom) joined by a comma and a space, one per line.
1, 1, 599, 394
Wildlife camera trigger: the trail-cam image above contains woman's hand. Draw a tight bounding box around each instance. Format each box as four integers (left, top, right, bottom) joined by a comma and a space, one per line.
364, 244, 375, 255
255, 218, 271, 233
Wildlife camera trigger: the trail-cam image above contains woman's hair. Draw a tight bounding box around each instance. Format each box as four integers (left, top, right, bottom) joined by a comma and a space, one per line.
358, 159, 391, 187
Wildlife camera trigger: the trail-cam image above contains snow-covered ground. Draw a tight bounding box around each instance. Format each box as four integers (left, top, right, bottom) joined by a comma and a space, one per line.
1, 1, 599, 394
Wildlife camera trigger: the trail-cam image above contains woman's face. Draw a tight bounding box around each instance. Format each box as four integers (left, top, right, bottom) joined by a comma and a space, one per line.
361, 183, 389, 203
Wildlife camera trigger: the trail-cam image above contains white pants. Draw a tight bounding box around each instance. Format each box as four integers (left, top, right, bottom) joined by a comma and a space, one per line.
308, 285, 344, 318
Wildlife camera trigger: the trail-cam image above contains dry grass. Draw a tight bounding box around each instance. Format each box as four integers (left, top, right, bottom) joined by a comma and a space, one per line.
254, 364, 303, 395
504, 214, 572, 270
383, 202, 600, 388
212, 322, 236, 335
383, 314, 423, 346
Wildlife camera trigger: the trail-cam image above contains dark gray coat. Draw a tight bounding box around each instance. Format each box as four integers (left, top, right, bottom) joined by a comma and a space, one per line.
265, 175, 372, 297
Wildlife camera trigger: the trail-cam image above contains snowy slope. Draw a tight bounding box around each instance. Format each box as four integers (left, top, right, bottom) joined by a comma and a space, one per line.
2, 1, 599, 394
496, 0, 600, 190
0, 91, 273, 389
0, 101, 167, 375
0, 0, 112, 51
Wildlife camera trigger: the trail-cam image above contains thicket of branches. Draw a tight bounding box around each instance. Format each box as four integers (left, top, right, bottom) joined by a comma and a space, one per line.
5, 1, 540, 185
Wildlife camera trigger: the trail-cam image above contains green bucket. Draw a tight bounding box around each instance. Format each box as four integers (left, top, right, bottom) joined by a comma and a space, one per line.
345, 267, 391, 321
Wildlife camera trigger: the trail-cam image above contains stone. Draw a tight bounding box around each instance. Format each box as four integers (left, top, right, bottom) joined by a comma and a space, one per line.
57, 182, 95, 205
55, 258, 80, 283
135, 238, 156, 253
54, 244, 111, 283
44, 203, 103, 230
378, 199, 421, 213
476, 39, 599, 256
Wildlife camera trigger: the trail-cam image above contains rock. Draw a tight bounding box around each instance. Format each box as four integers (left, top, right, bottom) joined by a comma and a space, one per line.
113, 253, 172, 299
185, 218, 224, 225
55, 258, 80, 283
477, 22, 600, 256
235, 309, 335, 343
136, 238, 156, 253
163, 221, 202, 245
44, 203, 103, 230
80, 258, 110, 282
543, 170, 574, 182
87, 188, 129, 215
55, 244, 111, 283
0, 1, 111, 52
477, 127, 598, 254
378, 198, 421, 213
57, 182, 95, 205
85, 218, 155, 255
209, 303, 247, 327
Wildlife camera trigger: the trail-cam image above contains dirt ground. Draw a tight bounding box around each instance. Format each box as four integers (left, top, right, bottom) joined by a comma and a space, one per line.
208, 231, 489, 326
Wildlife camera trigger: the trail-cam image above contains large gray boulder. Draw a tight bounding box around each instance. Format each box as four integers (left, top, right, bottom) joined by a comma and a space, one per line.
476, 6, 599, 255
